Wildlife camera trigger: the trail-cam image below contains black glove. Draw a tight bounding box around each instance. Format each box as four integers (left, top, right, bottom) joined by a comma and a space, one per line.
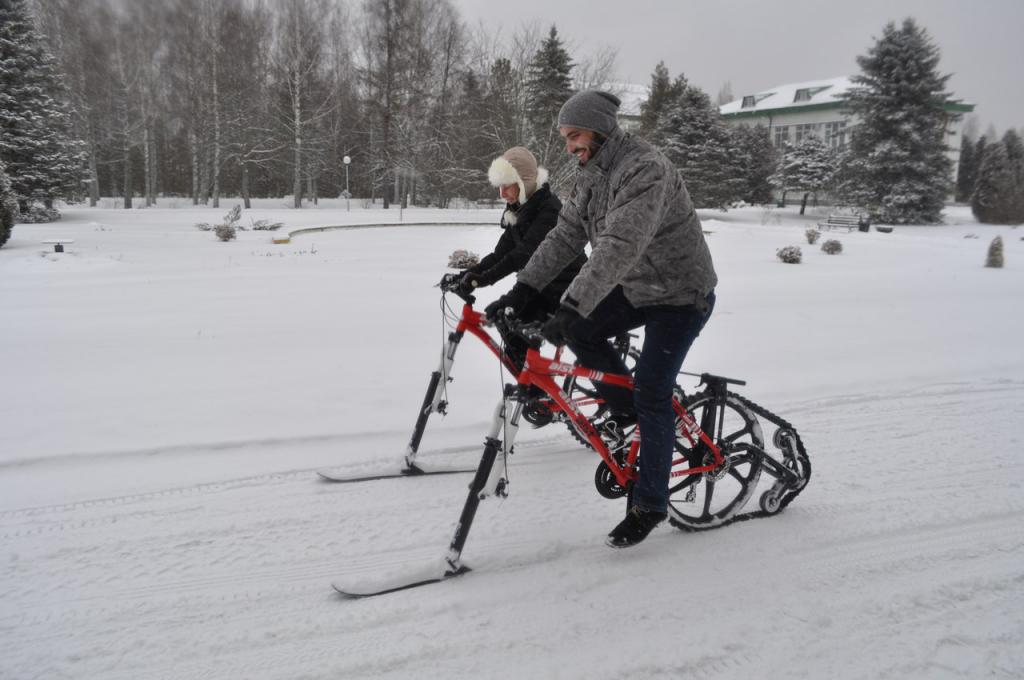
541, 307, 582, 346
484, 282, 538, 321
457, 271, 486, 296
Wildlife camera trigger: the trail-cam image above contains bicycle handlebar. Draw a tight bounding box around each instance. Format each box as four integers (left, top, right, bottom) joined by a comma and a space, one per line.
437, 272, 476, 305
491, 310, 545, 348
435, 275, 545, 348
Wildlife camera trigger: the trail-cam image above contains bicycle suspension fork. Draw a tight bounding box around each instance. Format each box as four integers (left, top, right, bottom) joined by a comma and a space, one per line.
405, 328, 465, 470
445, 384, 522, 572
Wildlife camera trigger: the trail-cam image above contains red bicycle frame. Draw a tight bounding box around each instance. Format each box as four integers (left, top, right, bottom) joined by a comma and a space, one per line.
512, 344, 726, 490
404, 293, 565, 472
442, 321, 728, 576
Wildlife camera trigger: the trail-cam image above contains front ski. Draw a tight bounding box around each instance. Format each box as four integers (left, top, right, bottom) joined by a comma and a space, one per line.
316, 462, 474, 484
333, 392, 520, 600
333, 562, 471, 598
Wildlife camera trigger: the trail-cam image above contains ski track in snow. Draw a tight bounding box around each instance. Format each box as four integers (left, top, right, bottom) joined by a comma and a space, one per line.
2, 380, 1022, 679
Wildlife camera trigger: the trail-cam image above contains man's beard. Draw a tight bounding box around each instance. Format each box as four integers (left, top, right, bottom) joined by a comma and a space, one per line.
576, 139, 603, 166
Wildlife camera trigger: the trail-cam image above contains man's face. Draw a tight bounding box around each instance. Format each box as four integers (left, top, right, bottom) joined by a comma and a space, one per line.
559, 126, 597, 165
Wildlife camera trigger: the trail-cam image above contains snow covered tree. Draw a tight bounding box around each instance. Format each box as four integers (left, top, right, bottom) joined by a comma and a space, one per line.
838, 18, 953, 224
772, 136, 837, 214
716, 81, 734, 107
273, 0, 334, 208
657, 76, 745, 210
32, 0, 114, 207
972, 131, 1024, 224
0, 159, 15, 247
481, 57, 523, 152
524, 25, 574, 171
955, 135, 977, 202
1002, 128, 1024, 222
0, 0, 85, 212
638, 62, 683, 141
216, 0, 279, 209
731, 124, 777, 205
971, 141, 1015, 224
972, 135, 990, 196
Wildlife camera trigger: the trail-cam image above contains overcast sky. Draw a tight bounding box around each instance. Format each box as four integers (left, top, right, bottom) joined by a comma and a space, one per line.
453, 0, 1024, 136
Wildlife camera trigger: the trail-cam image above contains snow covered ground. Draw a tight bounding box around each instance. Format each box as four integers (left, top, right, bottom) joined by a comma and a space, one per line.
1, 201, 1022, 679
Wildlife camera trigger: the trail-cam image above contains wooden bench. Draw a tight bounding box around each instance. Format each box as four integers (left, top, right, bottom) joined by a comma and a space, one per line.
41, 239, 75, 252
817, 214, 869, 232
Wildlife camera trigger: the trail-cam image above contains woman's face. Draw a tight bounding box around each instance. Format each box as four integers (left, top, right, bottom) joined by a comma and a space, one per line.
499, 183, 520, 204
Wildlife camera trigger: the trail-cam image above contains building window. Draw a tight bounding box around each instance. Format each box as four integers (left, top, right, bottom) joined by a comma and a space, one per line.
824, 121, 847, 148
774, 125, 790, 147
794, 88, 811, 102
794, 123, 820, 144
741, 95, 756, 109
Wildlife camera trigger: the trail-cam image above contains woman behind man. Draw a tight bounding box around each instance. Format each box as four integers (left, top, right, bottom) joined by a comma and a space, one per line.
457, 147, 586, 370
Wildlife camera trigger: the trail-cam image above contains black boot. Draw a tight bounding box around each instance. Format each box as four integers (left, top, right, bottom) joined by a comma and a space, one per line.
606, 506, 667, 548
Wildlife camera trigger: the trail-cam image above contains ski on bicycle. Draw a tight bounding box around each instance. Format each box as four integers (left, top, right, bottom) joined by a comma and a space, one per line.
316, 461, 475, 483
332, 560, 471, 598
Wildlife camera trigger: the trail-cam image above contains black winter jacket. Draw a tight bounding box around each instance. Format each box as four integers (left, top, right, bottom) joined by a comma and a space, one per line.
471, 184, 586, 305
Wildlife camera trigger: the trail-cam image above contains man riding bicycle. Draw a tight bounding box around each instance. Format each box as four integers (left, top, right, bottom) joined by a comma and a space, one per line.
487, 91, 718, 548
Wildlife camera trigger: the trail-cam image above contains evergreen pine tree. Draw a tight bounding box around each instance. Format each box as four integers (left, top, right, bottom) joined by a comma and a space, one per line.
525, 26, 574, 171
638, 62, 683, 141
731, 124, 778, 205
955, 135, 976, 202
657, 79, 745, 209
1, 159, 15, 247
838, 18, 953, 224
484, 58, 522, 151
973, 135, 990, 193
1002, 129, 1024, 222
772, 136, 837, 214
0, 0, 85, 211
971, 140, 1016, 224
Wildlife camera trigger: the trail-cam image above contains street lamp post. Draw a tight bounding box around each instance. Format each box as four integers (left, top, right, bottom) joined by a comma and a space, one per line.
343, 155, 351, 212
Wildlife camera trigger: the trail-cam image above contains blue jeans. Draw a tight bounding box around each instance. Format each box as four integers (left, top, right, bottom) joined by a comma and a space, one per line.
568, 286, 715, 514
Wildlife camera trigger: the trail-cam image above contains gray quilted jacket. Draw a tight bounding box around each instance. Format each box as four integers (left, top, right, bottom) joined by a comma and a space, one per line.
517, 127, 717, 317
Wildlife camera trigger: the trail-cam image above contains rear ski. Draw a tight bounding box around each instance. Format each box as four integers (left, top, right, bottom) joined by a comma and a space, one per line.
316, 461, 474, 483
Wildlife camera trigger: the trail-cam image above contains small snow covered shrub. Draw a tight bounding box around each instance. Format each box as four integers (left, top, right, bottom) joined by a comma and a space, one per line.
805, 228, 821, 245
223, 204, 241, 225
821, 239, 843, 255
198, 205, 242, 241
215, 223, 237, 242
776, 246, 802, 264
448, 249, 479, 269
251, 218, 284, 231
986, 236, 1004, 268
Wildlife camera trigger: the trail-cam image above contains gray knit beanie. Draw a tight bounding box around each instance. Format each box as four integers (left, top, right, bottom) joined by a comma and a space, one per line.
557, 90, 621, 136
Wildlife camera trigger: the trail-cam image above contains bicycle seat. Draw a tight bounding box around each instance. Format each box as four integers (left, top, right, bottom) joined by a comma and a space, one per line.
681, 371, 747, 388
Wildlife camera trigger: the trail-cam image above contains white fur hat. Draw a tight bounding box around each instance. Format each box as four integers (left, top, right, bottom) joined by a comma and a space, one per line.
488, 147, 549, 202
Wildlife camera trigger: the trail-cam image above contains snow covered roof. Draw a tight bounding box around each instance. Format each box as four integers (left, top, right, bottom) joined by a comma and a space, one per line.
719, 76, 853, 117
